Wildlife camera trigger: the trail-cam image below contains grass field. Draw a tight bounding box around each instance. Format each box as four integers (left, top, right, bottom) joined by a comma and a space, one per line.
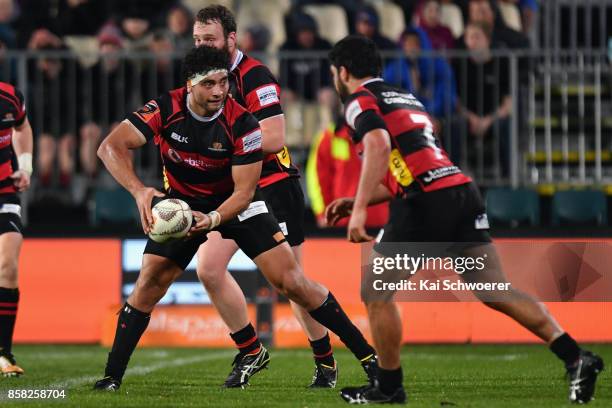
0, 344, 609, 407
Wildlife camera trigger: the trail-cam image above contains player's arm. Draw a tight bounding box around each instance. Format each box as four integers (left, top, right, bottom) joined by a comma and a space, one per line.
259, 115, 285, 154
325, 183, 392, 227
348, 129, 391, 242
97, 121, 164, 234
11, 117, 33, 192
190, 161, 262, 234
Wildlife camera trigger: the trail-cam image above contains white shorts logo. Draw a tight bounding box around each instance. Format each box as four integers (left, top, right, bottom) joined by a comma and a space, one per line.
242, 129, 262, 153
0, 204, 21, 217
237, 201, 268, 221
475, 214, 490, 230
256, 85, 279, 107
279, 222, 288, 235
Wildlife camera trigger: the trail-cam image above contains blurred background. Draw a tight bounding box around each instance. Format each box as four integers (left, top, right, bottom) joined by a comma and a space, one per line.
4, 0, 612, 346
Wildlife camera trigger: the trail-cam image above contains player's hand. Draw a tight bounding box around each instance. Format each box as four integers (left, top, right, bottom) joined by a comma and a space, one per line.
188, 211, 212, 237
324, 197, 355, 226
133, 187, 165, 234
347, 207, 373, 243
10, 170, 30, 192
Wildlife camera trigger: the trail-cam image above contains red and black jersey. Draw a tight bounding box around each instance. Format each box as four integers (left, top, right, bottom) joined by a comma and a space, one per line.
0, 82, 26, 196
229, 50, 299, 187
126, 87, 263, 201
344, 78, 471, 198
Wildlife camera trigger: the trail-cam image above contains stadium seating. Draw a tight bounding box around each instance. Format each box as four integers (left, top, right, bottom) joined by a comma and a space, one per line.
236, 0, 288, 52
439, 2, 464, 38
486, 187, 540, 227
91, 188, 139, 225
371, 0, 406, 43
551, 190, 608, 226
303, 4, 349, 45
182, 0, 236, 16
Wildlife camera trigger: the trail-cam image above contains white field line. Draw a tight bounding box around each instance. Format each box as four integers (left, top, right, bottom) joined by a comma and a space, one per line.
47, 351, 235, 391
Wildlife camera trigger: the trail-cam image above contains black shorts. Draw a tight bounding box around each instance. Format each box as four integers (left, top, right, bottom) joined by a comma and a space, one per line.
374, 182, 491, 251
144, 190, 286, 270
0, 194, 22, 236
261, 177, 305, 247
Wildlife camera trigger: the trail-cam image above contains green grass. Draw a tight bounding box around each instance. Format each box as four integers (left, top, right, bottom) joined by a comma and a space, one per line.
0, 344, 610, 407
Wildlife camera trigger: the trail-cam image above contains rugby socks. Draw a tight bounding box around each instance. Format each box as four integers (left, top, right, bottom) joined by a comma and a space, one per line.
309, 332, 335, 367
230, 323, 261, 355
105, 303, 151, 380
550, 332, 582, 367
378, 366, 403, 395
309, 292, 376, 361
0, 287, 19, 355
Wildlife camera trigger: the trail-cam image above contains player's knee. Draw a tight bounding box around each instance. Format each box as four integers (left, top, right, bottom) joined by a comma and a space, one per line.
278, 268, 309, 303
197, 267, 226, 293
0, 258, 18, 282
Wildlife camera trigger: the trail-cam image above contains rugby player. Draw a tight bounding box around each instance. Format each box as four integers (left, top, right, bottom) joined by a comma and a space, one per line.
0, 81, 33, 377
192, 5, 342, 387
93, 45, 376, 391
325, 36, 604, 404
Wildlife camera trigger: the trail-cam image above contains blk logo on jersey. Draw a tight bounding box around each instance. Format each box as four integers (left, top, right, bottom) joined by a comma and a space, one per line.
171, 132, 188, 143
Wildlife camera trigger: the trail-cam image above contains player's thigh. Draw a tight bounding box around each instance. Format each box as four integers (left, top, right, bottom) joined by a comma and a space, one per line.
196, 231, 239, 280
137, 253, 184, 289
253, 241, 302, 289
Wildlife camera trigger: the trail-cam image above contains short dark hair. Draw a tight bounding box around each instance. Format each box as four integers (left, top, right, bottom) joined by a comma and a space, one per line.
182, 45, 230, 83
328, 35, 382, 79
196, 5, 237, 38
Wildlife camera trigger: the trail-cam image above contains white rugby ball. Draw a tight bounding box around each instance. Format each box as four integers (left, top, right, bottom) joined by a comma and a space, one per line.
149, 199, 193, 243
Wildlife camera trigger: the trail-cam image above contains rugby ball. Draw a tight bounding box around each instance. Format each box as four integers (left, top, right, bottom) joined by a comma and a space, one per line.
149, 199, 193, 243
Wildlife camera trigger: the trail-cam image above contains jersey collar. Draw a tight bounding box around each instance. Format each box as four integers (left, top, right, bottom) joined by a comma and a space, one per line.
359, 77, 383, 87
230, 49, 244, 72
187, 94, 224, 122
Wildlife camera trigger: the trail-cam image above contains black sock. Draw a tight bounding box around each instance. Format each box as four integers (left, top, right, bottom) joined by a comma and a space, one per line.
550, 332, 581, 367
230, 323, 261, 355
309, 292, 375, 362
105, 303, 151, 380
378, 366, 403, 395
0, 287, 19, 355
309, 332, 335, 367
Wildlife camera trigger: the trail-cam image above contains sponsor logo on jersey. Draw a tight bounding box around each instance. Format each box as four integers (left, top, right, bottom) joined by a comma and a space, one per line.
419, 166, 462, 185
256, 85, 279, 107
171, 132, 188, 143
242, 129, 262, 153
381, 91, 425, 109
388, 149, 413, 187
345, 99, 363, 130
136, 101, 159, 123
167, 148, 182, 163
0, 134, 11, 144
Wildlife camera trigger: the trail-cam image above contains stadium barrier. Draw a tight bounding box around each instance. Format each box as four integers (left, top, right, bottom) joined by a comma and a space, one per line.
14, 238, 612, 346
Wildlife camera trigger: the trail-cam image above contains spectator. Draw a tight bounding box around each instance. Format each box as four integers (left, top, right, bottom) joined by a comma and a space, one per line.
140, 32, 182, 102
452, 21, 512, 174
14, 0, 110, 47
465, 0, 529, 49
162, 4, 193, 54
0, 0, 16, 81
79, 33, 136, 179
354, 5, 397, 52
384, 28, 456, 119
279, 11, 333, 103
27, 31, 77, 188
416, 0, 455, 50
239, 24, 271, 54
118, 9, 153, 52
306, 99, 389, 228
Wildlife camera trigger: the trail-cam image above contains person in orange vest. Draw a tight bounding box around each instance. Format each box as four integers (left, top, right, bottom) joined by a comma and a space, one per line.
307, 118, 389, 228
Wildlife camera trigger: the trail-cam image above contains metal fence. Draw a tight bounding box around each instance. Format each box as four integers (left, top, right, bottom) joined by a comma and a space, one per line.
2, 47, 610, 204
